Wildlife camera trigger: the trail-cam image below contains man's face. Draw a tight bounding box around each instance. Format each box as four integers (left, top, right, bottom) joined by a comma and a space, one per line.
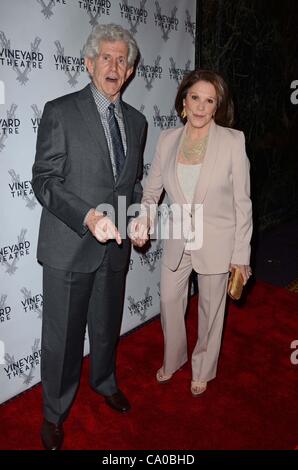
85, 40, 133, 102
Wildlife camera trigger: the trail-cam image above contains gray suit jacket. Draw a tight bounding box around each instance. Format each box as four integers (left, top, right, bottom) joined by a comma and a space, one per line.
32, 84, 147, 273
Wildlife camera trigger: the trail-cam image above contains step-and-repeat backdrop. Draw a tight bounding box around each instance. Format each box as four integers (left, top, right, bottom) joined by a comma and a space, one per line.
0, 0, 196, 404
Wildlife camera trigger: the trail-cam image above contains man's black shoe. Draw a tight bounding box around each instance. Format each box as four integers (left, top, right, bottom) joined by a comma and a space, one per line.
104, 389, 131, 413
41, 419, 64, 450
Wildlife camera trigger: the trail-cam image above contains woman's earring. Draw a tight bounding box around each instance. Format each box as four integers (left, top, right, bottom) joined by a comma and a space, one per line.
181, 107, 187, 119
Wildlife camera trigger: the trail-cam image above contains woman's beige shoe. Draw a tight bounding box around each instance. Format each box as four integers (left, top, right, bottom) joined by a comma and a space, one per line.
191, 380, 207, 397
156, 368, 173, 384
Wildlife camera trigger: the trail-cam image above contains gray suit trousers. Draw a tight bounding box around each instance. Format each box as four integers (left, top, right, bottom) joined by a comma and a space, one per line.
41, 248, 126, 424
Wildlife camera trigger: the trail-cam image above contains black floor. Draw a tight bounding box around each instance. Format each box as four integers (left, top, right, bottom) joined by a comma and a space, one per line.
253, 218, 298, 287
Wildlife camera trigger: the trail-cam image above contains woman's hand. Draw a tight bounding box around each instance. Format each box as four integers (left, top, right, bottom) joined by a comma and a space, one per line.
128, 216, 149, 248
229, 264, 252, 285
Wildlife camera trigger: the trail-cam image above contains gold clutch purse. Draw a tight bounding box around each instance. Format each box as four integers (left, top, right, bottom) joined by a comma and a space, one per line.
227, 267, 244, 300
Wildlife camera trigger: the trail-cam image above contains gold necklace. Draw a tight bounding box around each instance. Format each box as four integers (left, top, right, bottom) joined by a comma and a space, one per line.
181, 134, 208, 163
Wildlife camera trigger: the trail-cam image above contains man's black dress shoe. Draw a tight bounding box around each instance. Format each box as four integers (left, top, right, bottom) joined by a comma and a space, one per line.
41, 419, 64, 450
104, 389, 131, 413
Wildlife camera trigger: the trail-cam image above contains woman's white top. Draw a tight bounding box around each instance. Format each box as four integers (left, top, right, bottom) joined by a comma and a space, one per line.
177, 163, 202, 204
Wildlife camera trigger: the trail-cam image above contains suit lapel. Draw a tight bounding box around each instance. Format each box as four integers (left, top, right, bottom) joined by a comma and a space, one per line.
194, 120, 220, 203
171, 126, 188, 205
75, 84, 114, 179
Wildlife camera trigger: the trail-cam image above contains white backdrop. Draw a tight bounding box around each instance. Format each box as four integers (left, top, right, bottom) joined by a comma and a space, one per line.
0, 0, 196, 404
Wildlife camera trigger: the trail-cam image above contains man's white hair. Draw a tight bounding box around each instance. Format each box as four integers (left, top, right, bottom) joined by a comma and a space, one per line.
84, 23, 139, 68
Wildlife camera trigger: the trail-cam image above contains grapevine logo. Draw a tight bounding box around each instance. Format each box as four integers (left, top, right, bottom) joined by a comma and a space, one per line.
4, 339, 41, 384
8, 170, 37, 210
127, 287, 152, 321
37, 0, 66, 19
31, 104, 42, 134
119, 0, 148, 35
139, 104, 145, 114
143, 162, 151, 177
137, 55, 163, 90
21, 288, 43, 319
154, 2, 179, 42
153, 104, 178, 129
78, 0, 111, 26
0, 229, 31, 276
0, 295, 12, 323
169, 57, 191, 85
54, 41, 86, 87
0, 104, 20, 153
185, 9, 196, 44
139, 241, 163, 272
0, 32, 44, 84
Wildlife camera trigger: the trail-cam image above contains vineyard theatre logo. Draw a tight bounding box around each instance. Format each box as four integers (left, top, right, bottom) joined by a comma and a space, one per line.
127, 287, 152, 321
4, 339, 41, 384
0, 295, 12, 323
31, 104, 42, 134
54, 41, 86, 87
37, 0, 66, 19
8, 170, 37, 210
169, 57, 191, 85
0, 32, 44, 84
154, 2, 179, 42
143, 162, 151, 177
119, 0, 148, 35
157, 281, 160, 298
139, 104, 145, 114
77, 0, 111, 26
21, 288, 43, 319
153, 104, 178, 129
185, 9, 196, 44
137, 55, 162, 90
0, 229, 31, 276
0, 104, 20, 153
139, 242, 163, 273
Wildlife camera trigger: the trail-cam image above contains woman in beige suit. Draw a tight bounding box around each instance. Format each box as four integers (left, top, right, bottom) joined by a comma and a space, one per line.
130, 70, 252, 396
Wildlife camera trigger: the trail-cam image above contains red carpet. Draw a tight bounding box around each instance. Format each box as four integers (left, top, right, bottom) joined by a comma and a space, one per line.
0, 281, 297, 450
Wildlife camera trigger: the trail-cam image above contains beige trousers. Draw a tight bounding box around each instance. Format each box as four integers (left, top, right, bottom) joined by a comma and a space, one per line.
160, 250, 229, 382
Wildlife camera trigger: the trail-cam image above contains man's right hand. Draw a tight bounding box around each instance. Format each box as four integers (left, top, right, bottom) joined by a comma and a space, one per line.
86, 209, 122, 245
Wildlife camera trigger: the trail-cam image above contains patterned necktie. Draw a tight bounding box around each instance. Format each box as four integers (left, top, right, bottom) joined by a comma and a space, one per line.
108, 103, 126, 179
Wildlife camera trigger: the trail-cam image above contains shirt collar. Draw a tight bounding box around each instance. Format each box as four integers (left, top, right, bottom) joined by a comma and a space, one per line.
90, 82, 122, 114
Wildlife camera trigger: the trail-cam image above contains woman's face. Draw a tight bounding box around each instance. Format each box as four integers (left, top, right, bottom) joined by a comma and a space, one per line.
183, 80, 217, 132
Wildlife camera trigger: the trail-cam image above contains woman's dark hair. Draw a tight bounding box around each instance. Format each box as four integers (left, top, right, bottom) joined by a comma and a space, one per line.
175, 69, 234, 127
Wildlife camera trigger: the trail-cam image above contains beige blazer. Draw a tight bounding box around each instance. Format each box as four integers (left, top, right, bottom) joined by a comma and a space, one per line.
142, 120, 252, 274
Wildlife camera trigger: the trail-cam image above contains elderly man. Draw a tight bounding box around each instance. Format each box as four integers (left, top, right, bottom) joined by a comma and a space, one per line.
32, 23, 147, 450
